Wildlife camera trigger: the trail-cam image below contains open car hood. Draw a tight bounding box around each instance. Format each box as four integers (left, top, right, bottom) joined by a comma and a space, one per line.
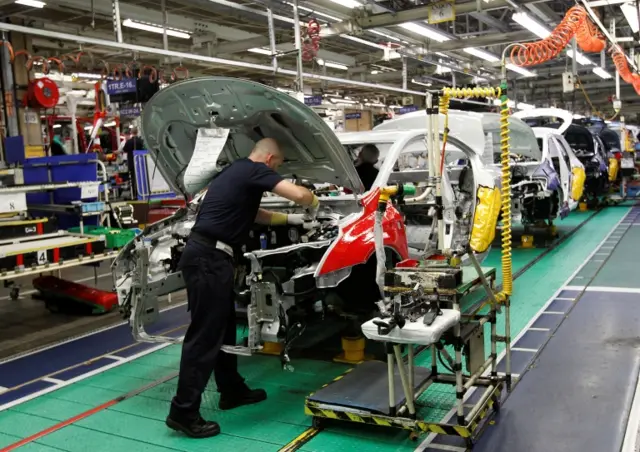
512, 108, 573, 135
141, 77, 364, 196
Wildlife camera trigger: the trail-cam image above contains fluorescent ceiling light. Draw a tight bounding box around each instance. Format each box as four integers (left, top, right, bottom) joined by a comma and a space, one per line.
463, 47, 500, 62
588, 0, 627, 6
370, 30, 401, 42
505, 63, 536, 77
52, 124, 61, 129
566, 48, 593, 66
327, 0, 362, 8
365, 102, 386, 107
104, 121, 117, 127
517, 102, 535, 110
316, 59, 349, 70
285, 3, 342, 21
371, 70, 380, 74
436, 65, 451, 74
248, 47, 272, 55
512, 12, 551, 39
411, 78, 432, 87
330, 98, 357, 104
593, 66, 613, 79
399, 22, 451, 42
621, 2, 639, 33
340, 35, 385, 49
15, 0, 45, 7
122, 19, 191, 39
294, 3, 342, 21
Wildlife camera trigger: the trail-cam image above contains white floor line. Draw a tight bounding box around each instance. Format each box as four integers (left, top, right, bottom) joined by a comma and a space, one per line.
527, 327, 550, 332
0, 300, 187, 365
554, 297, 575, 301
593, 260, 604, 263
582, 286, 640, 294
511, 347, 538, 353
595, 253, 610, 256
41, 377, 65, 385
430, 444, 466, 452
104, 354, 126, 361
415, 208, 631, 451
565, 285, 586, 291
622, 367, 640, 452
542, 311, 565, 315
0, 342, 172, 412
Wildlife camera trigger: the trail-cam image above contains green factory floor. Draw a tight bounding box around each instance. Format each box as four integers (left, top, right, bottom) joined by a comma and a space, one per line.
0, 206, 631, 452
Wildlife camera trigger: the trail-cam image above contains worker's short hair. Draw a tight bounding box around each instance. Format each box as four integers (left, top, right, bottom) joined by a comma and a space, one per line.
359, 144, 380, 164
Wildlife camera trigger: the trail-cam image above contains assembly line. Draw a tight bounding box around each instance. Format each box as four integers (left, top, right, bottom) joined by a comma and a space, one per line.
2, 0, 640, 451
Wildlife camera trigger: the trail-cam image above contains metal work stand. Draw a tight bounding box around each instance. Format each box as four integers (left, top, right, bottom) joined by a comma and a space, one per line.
304, 265, 512, 448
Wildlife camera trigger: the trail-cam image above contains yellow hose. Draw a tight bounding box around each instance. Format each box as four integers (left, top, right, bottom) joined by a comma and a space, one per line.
497, 87, 512, 300
438, 86, 512, 303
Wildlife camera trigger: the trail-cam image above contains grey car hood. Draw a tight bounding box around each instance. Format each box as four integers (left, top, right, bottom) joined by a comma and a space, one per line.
141, 77, 364, 196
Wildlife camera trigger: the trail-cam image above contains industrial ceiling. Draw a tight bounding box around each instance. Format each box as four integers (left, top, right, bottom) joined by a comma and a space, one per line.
1, 0, 639, 115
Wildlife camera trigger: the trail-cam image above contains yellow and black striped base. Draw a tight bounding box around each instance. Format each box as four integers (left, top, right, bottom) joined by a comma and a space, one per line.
304, 381, 503, 440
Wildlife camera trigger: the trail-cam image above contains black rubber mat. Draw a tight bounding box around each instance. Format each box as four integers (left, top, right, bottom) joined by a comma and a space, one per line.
308, 360, 432, 415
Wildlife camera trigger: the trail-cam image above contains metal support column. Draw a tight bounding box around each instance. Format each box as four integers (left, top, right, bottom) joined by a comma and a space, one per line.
0, 32, 19, 139
267, 8, 277, 72
402, 57, 407, 90
292, 0, 304, 93
112, 0, 123, 43
161, 0, 169, 63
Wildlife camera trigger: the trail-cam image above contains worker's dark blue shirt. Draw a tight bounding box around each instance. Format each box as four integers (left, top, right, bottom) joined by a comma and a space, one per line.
190, 158, 284, 249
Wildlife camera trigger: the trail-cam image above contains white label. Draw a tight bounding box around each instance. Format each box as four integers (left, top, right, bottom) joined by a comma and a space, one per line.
0, 192, 27, 213
81, 184, 99, 199
37, 250, 48, 265
25, 111, 39, 124
621, 158, 635, 169
183, 128, 230, 194
428, 1, 455, 23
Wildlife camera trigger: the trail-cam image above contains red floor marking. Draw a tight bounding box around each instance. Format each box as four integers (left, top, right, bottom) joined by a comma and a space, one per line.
0, 371, 178, 451
0, 399, 119, 451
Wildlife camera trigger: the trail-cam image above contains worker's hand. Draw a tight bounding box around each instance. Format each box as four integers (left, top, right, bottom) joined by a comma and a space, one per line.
305, 194, 320, 219
287, 214, 318, 229
287, 214, 307, 225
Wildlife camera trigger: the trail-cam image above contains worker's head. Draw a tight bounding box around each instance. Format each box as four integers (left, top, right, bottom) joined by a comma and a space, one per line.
357, 144, 380, 166
131, 127, 139, 136
249, 138, 284, 170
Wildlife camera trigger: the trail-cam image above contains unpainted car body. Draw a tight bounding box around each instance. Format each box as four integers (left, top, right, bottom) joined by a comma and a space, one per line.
372, 109, 566, 225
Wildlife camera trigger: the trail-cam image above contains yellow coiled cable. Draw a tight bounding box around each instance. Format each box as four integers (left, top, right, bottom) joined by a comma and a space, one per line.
438, 86, 513, 302
498, 89, 512, 300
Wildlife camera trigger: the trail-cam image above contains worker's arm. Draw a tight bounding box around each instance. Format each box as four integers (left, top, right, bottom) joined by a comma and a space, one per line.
255, 208, 276, 225
271, 180, 315, 206
272, 180, 320, 220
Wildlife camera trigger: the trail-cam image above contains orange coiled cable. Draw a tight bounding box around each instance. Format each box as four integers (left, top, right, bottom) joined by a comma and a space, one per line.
611, 47, 640, 95
510, 6, 605, 67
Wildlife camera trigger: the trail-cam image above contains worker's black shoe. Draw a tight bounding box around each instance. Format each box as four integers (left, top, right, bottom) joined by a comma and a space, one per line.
166, 415, 221, 438
218, 385, 267, 410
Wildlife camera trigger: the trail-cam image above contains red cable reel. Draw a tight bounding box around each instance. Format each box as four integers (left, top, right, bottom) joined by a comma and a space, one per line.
302, 19, 321, 62
25, 77, 60, 109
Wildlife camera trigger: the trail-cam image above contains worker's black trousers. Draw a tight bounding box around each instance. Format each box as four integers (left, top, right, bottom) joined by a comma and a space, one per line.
170, 245, 244, 420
